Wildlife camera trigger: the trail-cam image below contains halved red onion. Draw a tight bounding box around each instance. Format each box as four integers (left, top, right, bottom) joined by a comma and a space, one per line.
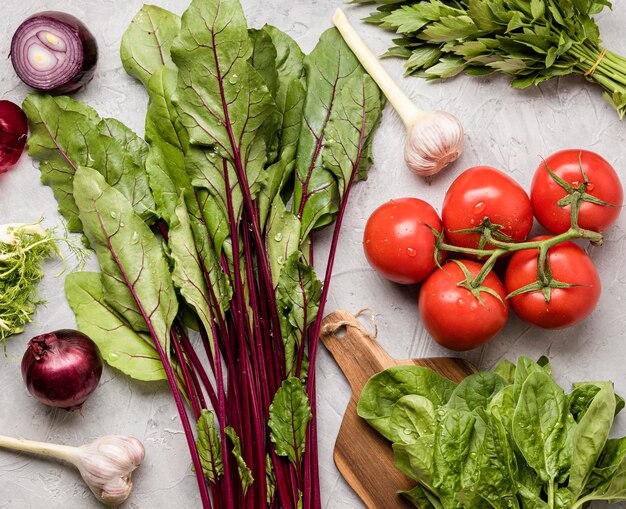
10, 12, 98, 95
0, 100, 28, 173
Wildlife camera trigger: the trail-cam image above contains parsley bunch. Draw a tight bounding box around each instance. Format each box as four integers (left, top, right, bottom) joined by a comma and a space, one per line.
356, 0, 626, 118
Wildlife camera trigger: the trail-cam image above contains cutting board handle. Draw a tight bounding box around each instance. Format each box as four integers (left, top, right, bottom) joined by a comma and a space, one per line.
320, 310, 397, 394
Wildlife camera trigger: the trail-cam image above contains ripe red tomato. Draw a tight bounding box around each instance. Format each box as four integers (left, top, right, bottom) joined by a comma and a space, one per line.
363, 198, 442, 284
531, 149, 623, 234
504, 238, 601, 329
418, 260, 508, 351
442, 166, 533, 252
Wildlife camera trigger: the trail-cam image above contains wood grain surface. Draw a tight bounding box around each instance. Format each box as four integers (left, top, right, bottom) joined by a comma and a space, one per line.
320, 310, 477, 509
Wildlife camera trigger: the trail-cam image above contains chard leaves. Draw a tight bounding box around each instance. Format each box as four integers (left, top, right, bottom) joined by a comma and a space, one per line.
65, 271, 166, 381
197, 410, 224, 484
269, 377, 312, 468
120, 4, 181, 85
23, 94, 156, 231
73, 167, 177, 351
171, 0, 274, 195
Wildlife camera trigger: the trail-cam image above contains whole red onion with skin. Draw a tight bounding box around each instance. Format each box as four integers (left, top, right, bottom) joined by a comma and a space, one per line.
0, 100, 28, 173
21, 329, 103, 411
10, 11, 98, 95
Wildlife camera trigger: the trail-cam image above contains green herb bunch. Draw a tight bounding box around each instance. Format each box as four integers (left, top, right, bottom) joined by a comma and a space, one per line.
355, 0, 626, 118
358, 355, 626, 508
0, 223, 61, 344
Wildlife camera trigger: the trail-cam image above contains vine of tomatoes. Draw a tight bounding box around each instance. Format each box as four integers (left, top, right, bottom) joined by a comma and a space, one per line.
363, 149, 623, 351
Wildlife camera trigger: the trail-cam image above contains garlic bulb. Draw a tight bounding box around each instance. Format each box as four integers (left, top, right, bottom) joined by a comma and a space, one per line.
0, 433, 145, 506
333, 8, 464, 177
75, 435, 145, 505
404, 111, 464, 177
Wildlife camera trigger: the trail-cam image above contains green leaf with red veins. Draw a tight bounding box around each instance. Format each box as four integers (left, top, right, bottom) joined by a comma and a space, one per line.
73, 167, 178, 353
120, 5, 181, 86
23, 94, 156, 232
99, 118, 149, 168
294, 28, 381, 241
275, 253, 322, 374
145, 67, 189, 153
171, 0, 275, 207
196, 409, 224, 484
323, 74, 383, 193
269, 376, 313, 467
65, 271, 166, 381
225, 426, 254, 494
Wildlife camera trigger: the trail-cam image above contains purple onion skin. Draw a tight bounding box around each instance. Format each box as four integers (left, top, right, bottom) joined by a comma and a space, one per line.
10, 11, 98, 95
0, 100, 28, 173
21, 330, 103, 411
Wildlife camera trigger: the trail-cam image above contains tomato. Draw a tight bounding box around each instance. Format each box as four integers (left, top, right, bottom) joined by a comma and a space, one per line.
418, 260, 508, 351
504, 237, 601, 329
531, 149, 623, 234
442, 166, 534, 252
363, 198, 442, 284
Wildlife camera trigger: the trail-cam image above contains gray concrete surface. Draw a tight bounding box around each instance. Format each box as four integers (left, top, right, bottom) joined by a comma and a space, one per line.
1, 0, 626, 507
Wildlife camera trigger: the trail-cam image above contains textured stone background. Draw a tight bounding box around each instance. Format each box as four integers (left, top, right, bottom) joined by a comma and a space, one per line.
1, 0, 626, 507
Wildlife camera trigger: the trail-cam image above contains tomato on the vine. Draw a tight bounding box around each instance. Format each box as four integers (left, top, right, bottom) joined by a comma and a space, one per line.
418, 260, 508, 351
442, 166, 534, 252
363, 198, 442, 284
531, 149, 623, 234
504, 238, 601, 329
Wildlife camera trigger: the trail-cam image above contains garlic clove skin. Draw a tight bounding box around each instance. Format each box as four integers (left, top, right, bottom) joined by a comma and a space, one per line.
404, 110, 464, 177
75, 435, 145, 506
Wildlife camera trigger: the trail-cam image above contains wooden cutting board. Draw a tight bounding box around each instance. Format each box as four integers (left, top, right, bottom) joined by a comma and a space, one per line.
320, 310, 477, 509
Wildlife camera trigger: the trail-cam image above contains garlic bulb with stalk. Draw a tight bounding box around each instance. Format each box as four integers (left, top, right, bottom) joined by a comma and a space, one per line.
0, 433, 145, 506
333, 8, 464, 177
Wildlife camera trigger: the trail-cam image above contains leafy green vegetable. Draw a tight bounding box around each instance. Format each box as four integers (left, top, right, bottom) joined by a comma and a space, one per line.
65, 272, 166, 381
358, 365, 456, 441
268, 377, 312, 468
0, 223, 63, 344
358, 0, 626, 118
24, 0, 383, 505
359, 356, 626, 508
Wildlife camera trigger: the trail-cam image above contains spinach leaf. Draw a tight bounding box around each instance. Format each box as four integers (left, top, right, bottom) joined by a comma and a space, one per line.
513, 356, 551, 401
389, 395, 436, 444
568, 382, 615, 498
65, 271, 166, 381
357, 365, 456, 441
586, 437, 626, 491
393, 435, 436, 487
461, 409, 519, 509
512, 371, 568, 483
488, 385, 516, 432
447, 371, 509, 412
399, 484, 442, 509
433, 408, 475, 509
492, 359, 516, 384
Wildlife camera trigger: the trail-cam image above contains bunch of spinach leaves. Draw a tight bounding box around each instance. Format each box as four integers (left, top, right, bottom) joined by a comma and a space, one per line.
358, 356, 626, 508
22, 0, 383, 507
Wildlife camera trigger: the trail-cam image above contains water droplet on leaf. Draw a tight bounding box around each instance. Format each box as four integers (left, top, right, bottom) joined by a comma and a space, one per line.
274, 232, 283, 241
110, 211, 117, 218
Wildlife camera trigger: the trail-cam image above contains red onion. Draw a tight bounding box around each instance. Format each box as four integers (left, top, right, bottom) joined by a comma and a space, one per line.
0, 100, 28, 173
21, 329, 103, 411
10, 12, 98, 95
